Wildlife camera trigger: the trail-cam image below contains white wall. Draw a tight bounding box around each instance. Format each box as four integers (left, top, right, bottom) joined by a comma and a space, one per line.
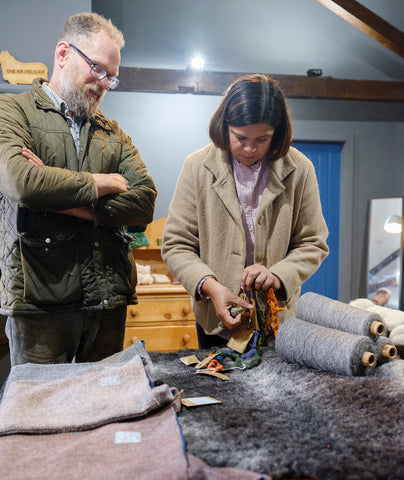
0, 1, 92, 76
102, 91, 219, 220
101, 91, 404, 304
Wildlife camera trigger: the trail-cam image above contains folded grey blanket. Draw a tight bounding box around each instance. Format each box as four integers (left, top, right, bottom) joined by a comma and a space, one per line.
0, 352, 173, 435
1, 339, 153, 386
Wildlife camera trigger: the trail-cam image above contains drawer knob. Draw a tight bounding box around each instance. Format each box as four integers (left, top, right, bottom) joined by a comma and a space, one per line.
164, 312, 172, 319
182, 305, 191, 316
131, 336, 139, 344
129, 307, 138, 318
182, 334, 191, 345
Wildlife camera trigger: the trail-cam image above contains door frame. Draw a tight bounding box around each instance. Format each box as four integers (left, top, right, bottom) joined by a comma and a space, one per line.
292, 125, 356, 303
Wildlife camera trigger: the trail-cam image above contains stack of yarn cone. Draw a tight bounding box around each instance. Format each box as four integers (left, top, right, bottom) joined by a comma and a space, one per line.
275, 292, 397, 376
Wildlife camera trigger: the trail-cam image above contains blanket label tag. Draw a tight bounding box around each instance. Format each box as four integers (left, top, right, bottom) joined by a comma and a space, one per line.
181, 396, 221, 407
196, 370, 230, 380
114, 431, 142, 444
226, 325, 254, 353
100, 374, 122, 387
180, 354, 200, 365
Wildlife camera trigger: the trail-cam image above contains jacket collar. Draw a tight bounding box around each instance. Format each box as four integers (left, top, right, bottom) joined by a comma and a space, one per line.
202, 144, 298, 219
202, 145, 233, 181
203, 143, 297, 189
32, 78, 113, 132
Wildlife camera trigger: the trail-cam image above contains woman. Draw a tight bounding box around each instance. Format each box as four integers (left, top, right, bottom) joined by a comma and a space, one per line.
162, 74, 329, 348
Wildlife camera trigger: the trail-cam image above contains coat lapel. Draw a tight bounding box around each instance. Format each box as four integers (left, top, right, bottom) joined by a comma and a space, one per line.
259, 151, 297, 212
203, 147, 297, 227
203, 149, 244, 228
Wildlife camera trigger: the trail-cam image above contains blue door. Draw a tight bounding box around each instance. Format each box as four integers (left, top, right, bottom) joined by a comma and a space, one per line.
291, 142, 341, 299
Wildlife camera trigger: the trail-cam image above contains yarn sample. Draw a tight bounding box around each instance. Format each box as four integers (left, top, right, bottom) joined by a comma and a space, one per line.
275, 318, 378, 376
296, 292, 386, 338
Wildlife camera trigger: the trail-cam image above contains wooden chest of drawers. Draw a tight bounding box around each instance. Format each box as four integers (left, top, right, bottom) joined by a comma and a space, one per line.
124, 283, 198, 352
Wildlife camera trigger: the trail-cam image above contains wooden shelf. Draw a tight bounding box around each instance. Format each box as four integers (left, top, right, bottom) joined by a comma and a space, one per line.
135, 283, 188, 296
136, 216, 166, 250
126, 217, 198, 352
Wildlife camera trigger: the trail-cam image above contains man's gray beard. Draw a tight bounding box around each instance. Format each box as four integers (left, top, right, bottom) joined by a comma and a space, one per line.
60, 81, 104, 119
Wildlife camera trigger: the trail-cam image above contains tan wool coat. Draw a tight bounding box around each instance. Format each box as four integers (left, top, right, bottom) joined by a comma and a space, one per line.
162, 143, 329, 334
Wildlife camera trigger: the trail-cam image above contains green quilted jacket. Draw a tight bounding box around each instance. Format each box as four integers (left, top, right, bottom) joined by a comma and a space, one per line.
0, 79, 157, 315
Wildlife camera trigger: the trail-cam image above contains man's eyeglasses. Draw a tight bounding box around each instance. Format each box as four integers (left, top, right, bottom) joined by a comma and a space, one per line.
69, 44, 121, 90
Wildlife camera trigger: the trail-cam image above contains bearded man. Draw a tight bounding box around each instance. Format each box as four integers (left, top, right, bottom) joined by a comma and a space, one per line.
0, 12, 157, 366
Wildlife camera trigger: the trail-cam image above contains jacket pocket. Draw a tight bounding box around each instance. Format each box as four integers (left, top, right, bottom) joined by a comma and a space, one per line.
19, 230, 82, 305
106, 229, 136, 295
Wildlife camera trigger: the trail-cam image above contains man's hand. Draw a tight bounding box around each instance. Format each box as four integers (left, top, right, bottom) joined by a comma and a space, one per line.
92, 173, 129, 197
21, 147, 44, 167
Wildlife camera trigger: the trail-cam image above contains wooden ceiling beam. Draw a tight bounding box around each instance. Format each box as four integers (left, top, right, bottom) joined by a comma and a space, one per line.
117, 67, 404, 102
316, 0, 404, 58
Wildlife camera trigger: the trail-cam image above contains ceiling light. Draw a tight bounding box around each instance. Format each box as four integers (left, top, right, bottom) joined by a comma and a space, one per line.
190, 56, 205, 70
384, 214, 402, 234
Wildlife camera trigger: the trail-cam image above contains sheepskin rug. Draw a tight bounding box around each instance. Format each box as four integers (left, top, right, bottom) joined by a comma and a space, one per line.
150, 338, 404, 480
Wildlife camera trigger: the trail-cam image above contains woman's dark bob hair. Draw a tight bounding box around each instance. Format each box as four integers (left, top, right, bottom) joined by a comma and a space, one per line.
209, 74, 293, 161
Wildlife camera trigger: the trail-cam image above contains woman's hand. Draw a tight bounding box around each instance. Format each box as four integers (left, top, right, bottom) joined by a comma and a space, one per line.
202, 277, 253, 330
241, 264, 281, 292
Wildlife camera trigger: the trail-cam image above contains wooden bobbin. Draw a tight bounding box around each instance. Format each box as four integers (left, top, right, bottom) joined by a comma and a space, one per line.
370, 321, 386, 336
361, 351, 376, 367
381, 344, 398, 359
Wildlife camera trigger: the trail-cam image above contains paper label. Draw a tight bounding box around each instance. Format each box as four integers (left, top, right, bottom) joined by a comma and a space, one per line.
249, 298, 259, 330
181, 396, 221, 407
99, 374, 122, 387
196, 370, 230, 381
226, 325, 254, 353
114, 431, 142, 444
180, 354, 200, 365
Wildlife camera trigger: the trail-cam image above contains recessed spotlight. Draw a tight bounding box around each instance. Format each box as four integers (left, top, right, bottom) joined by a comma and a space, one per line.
191, 56, 205, 70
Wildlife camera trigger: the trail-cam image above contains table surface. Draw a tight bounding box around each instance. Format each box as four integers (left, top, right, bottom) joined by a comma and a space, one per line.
149, 340, 404, 480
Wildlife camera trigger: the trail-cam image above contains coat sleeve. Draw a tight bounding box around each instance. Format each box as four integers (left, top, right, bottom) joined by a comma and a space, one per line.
268, 160, 329, 302
91, 130, 157, 228
0, 94, 156, 227
161, 155, 217, 297
0, 94, 97, 210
